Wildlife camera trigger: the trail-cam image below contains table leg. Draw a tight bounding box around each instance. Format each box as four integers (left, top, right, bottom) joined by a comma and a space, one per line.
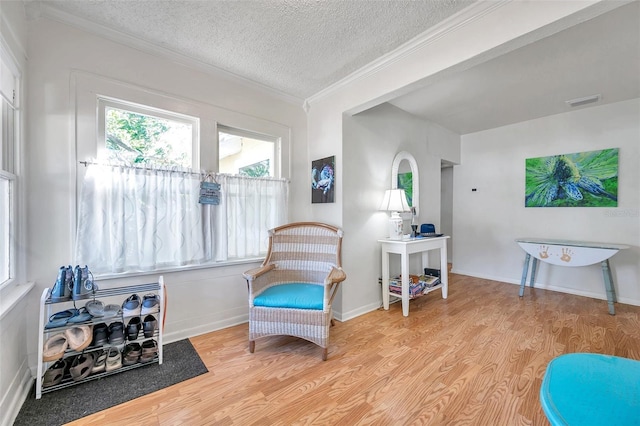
440, 245, 448, 299
401, 253, 409, 317
529, 257, 538, 289
381, 249, 390, 310
519, 253, 531, 297
601, 259, 617, 315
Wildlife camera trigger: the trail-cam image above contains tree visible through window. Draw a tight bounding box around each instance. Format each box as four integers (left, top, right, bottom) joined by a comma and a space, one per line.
104, 105, 195, 168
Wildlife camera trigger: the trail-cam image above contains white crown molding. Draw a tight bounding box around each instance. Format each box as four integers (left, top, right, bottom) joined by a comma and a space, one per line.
0, 14, 28, 66
305, 0, 509, 105
305, 0, 624, 106
33, 2, 305, 108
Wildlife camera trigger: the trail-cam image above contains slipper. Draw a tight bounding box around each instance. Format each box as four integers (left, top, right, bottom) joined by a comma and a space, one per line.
108, 321, 125, 345
92, 322, 109, 346
67, 307, 92, 324
143, 315, 157, 338
43, 333, 68, 362
91, 350, 107, 374
42, 359, 67, 387
105, 347, 122, 372
141, 293, 160, 315
122, 294, 141, 316
44, 309, 79, 329
70, 353, 94, 381
65, 325, 93, 351
126, 317, 141, 341
102, 304, 122, 319
122, 342, 141, 366
85, 300, 105, 317
140, 339, 158, 363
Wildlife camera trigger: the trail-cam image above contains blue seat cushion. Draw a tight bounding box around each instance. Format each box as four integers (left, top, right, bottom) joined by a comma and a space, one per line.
254, 283, 323, 310
540, 353, 640, 426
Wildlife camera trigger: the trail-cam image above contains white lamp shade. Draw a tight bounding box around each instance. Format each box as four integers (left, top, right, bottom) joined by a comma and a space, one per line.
379, 188, 411, 213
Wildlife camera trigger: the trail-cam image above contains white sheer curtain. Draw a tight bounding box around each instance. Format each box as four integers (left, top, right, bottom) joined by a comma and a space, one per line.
76, 164, 208, 274
212, 174, 288, 262
76, 164, 288, 274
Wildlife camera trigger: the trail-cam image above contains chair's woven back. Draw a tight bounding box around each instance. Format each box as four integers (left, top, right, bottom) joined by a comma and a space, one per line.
265, 222, 343, 285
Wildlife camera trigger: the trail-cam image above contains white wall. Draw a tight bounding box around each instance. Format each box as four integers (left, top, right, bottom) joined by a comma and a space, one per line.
307, 1, 606, 319
339, 103, 460, 319
453, 99, 640, 304
23, 16, 307, 378
0, 1, 33, 424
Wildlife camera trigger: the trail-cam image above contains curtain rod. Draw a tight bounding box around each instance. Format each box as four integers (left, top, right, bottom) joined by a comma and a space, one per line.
79, 161, 289, 182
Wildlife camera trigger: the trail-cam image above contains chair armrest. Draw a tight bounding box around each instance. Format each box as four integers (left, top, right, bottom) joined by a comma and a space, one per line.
243, 263, 276, 282
323, 267, 346, 309
244, 264, 277, 305
325, 267, 346, 285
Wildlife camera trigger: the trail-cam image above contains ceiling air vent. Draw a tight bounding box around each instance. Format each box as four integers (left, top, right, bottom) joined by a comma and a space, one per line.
565, 94, 601, 107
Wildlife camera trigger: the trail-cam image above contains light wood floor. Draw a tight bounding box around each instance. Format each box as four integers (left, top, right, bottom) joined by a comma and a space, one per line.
69, 274, 640, 425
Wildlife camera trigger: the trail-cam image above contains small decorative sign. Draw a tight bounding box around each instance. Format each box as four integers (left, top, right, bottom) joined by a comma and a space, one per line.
199, 179, 220, 205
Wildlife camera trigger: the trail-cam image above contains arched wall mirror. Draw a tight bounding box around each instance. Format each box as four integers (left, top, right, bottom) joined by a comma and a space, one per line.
391, 151, 419, 218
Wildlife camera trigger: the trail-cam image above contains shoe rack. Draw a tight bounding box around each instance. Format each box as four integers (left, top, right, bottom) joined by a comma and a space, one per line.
35, 276, 165, 399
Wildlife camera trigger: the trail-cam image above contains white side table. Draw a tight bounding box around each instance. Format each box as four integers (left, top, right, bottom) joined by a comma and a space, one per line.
378, 236, 450, 317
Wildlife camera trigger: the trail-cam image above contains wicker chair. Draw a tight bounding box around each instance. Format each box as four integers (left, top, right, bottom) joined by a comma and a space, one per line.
243, 222, 346, 360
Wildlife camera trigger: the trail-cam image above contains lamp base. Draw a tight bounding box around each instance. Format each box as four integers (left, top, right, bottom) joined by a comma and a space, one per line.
388, 212, 403, 240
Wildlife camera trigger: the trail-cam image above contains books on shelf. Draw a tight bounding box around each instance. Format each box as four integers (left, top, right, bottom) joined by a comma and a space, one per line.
388, 273, 441, 298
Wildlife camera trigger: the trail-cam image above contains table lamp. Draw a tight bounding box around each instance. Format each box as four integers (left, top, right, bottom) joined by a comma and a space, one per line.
379, 188, 411, 239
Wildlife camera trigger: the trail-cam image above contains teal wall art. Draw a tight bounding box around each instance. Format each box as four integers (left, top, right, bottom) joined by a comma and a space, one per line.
525, 148, 618, 207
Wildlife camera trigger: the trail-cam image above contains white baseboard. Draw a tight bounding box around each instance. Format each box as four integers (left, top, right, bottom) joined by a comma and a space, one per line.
335, 301, 381, 322
451, 268, 640, 307
162, 313, 249, 344
1, 358, 34, 426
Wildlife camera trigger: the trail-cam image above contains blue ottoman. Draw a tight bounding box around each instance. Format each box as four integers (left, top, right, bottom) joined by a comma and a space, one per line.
540, 353, 640, 425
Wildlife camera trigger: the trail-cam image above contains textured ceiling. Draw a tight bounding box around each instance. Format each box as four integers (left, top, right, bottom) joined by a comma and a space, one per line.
35, 0, 475, 100
389, 1, 640, 134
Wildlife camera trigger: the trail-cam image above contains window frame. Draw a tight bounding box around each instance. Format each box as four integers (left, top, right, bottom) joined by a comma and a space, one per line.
73, 72, 291, 277
0, 40, 19, 290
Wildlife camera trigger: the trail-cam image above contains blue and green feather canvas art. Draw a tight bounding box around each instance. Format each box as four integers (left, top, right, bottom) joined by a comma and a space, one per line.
525, 148, 618, 207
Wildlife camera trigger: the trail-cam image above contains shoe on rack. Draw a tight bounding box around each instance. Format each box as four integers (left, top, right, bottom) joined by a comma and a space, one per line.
70, 353, 94, 381
42, 359, 67, 387
44, 308, 79, 329
122, 342, 142, 366
105, 347, 122, 372
65, 325, 93, 352
50, 266, 69, 302
92, 322, 109, 347
66, 307, 92, 324
108, 321, 125, 345
126, 317, 141, 341
43, 333, 68, 362
140, 339, 158, 363
72, 265, 98, 301
141, 294, 160, 315
85, 300, 105, 317
102, 304, 122, 319
122, 294, 141, 317
91, 349, 107, 374
143, 315, 157, 338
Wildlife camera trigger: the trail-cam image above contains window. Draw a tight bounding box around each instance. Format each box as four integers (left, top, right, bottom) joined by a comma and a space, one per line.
75, 92, 288, 275
218, 126, 276, 177
98, 97, 199, 168
0, 50, 17, 287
